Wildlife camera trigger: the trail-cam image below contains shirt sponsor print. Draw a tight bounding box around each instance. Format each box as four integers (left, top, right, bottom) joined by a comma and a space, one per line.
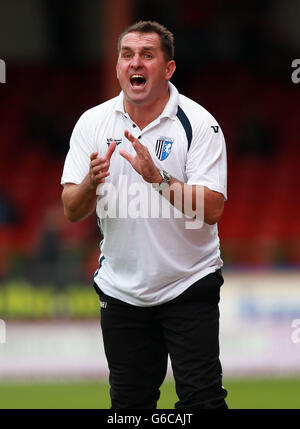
107, 138, 122, 146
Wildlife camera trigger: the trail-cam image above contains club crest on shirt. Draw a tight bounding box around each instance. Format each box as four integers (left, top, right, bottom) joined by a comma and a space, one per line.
107, 138, 122, 146
155, 137, 174, 161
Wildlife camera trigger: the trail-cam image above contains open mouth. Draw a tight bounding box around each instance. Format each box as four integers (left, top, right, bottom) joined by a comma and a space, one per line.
130, 74, 147, 87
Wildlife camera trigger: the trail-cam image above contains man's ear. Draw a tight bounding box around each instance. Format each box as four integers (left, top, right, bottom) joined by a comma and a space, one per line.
116, 63, 120, 80
166, 60, 176, 81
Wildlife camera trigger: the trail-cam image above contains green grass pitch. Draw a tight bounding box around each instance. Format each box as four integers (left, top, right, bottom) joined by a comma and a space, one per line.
0, 378, 300, 409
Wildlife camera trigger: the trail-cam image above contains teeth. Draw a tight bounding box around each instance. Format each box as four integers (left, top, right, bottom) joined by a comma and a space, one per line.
131, 75, 145, 79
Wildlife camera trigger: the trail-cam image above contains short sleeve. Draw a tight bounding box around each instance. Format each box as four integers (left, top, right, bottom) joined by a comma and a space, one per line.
186, 115, 227, 200
61, 112, 96, 185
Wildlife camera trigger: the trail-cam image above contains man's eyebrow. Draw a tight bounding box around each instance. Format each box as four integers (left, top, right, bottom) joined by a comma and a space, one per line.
120, 45, 156, 51
141, 46, 156, 51
121, 46, 133, 51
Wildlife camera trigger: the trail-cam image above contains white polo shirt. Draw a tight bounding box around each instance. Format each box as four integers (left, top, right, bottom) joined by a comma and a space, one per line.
61, 82, 227, 306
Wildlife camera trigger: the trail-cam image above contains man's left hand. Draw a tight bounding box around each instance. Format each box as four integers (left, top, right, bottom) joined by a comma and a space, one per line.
119, 130, 162, 184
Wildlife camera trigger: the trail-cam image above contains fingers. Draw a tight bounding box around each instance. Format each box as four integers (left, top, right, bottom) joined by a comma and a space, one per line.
90, 167, 110, 187
119, 149, 134, 164
106, 141, 117, 160
124, 129, 135, 142
90, 152, 98, 161
90, 156, 108, 170
90, 141, 116, 165
92, 161, 110, 174
89, 150, 112, 188
89, 133, 145, 187
90, 142, 116, 171
89, 168, 110, 189
93, 170, 110, 181
124, 130, 143, 155
124, 130, 138, 145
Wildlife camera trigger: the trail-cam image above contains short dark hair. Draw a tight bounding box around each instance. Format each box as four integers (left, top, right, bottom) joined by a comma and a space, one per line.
118, 21, 175, 61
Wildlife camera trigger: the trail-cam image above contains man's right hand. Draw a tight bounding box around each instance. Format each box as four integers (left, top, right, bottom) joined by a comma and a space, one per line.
89, 141, 117, 189
62, 141, 117, 223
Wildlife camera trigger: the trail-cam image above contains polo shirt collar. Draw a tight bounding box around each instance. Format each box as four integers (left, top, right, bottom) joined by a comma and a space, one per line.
114, 81, 179, 120
114, 91, 126, 115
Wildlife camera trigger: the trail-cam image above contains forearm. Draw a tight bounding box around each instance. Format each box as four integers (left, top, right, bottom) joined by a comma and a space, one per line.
62, 175, 97, 222
160, 178, 201, 217
160, 177, 223, 225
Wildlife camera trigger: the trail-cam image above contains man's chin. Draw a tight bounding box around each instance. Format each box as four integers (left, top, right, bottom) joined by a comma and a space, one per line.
126, 92, 149, 105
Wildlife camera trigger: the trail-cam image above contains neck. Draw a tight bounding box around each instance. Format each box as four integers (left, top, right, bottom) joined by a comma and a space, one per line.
124, 87, 170, 130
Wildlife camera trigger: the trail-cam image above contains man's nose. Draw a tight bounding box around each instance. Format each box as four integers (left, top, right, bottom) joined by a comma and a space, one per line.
130, 54, 142, 68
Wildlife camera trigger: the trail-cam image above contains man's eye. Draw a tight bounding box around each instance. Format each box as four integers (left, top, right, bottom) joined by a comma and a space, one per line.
123, 53, 131, 58
145, 54, 152, 59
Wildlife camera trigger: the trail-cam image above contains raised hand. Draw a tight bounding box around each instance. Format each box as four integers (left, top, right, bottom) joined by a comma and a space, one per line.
119, 130, 161, 184
89, 141, 116, 188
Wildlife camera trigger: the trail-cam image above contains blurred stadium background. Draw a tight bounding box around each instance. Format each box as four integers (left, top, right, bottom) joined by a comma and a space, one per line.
0, 0, 300, 409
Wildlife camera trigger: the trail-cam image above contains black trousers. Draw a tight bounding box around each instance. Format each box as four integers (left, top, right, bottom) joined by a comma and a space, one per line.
94, 269, 228, 409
